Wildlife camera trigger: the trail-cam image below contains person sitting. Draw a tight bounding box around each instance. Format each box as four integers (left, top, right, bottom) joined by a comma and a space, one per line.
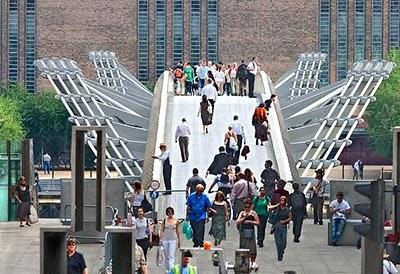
329, 191, 351, 246
169, 250, 198, 274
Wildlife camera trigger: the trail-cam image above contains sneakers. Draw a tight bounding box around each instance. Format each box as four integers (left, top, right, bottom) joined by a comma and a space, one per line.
251, 262, 259, 272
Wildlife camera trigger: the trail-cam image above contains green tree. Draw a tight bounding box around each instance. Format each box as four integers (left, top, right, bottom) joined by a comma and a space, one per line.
367, 50, 400, 158
0, 97, 25, 141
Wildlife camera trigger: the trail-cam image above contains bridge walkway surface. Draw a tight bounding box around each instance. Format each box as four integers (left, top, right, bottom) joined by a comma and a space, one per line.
156, 95, 276, 219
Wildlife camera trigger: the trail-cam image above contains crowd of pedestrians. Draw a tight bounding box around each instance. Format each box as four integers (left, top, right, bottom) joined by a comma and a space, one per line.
171, 58, 260, 98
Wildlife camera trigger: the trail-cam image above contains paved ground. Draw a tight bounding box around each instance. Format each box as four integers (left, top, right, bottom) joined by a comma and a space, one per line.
3, 218, 398, 274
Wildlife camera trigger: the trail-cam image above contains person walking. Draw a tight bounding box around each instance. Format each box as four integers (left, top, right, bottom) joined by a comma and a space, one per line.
264, 94, 276, 111
134, 208, 152, 259
252, 103, 268, 145
173, 61, 184, 95
208, 167, 234, 196
209, 191, 229, 246
206, 146, 232, 178
43, 153, 51, 175
67, 238, 88, 274
271, 196, 292, 261
184, 62, 195, 96
231, 173, 256, 220
198, 95, 212, 134
260, 160, 281, 197
247, 57, 259, 98
202, 78, 218, 115
237, 198, 260, 269
186, 184, 211, 247
197, 60, 208, 94
15, 176, 32, 227
152, 143, 172, 195
225, 64, 233, 96
271, 179, 289, 205
353, 160, 360, 180
175, 118, 191, 162
252, 187, 270, 247
288, 182, 307, 243
215, 65, 225, 95
310, 169, 328, 225
358, 159, 364, 180
329, 191, 351, 246
224, 126, 238, 157
186, 168, 206, 197
128, 181, 145, 217
230, 115, 246, 164
236, 60, 248, 96
160, 207, 180, 273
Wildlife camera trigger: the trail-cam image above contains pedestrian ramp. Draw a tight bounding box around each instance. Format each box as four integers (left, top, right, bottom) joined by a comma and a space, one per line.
147, 72, 297, 219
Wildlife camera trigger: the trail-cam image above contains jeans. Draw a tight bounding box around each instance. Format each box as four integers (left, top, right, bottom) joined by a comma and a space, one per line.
274, 224, 287, 260
257, 215, 268, 244
292, 209, 304, 240
190, 219, 205, 247
44, 161, 51, 174
225, 82, 232, 95
162, 239, 177, 272
332, 218, 346, 243
185, 81, 193, 95
312, 196, 324, 223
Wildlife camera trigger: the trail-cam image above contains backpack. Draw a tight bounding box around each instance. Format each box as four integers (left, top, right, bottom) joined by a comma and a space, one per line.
174, 68, 183, 78
290, 192, 305, 209
236, 65, 248, 80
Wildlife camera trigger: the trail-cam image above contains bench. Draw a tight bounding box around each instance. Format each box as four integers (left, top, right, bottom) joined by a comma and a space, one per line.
327, 219, 361, 246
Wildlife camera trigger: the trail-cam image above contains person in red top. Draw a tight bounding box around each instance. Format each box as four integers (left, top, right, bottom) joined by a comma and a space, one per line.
271, 180, 289, 205
252, 103, 269, 145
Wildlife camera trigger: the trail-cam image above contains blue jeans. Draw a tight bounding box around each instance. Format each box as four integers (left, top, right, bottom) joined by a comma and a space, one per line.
274, 224, 287, 260
44, 161, 50, 174
332, 218, 346, 243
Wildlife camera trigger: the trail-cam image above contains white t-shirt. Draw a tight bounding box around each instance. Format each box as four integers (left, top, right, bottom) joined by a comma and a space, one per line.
383, 259, 399, 274
202, 83, 218, 101
215, 71, 225, 82
329, 199, 351, 220
247, 61, 258, 75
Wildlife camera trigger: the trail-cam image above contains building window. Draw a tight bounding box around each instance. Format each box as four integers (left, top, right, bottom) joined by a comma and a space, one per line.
319, 0, 330, 85
8, 0, 19, 82
355, 0, 365, 61
155, 0, 165, 78
137, 0, 148, 82
25, 0, 36, 92
390, 0, 400, 49
190, 0, 201, 63
207, 0, 218, 63
337, 0, 348, 80
173, 0, 184, 65
372, 0, 383, 59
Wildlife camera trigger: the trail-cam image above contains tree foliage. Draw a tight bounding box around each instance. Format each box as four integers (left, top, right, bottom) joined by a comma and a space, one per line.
366, 50, 400, 159
0, 96, 25, 141
0, 83, 71, 164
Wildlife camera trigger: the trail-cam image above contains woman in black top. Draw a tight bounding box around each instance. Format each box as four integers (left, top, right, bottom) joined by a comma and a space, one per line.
272, 196, 292, 261
15, 176, 31, 227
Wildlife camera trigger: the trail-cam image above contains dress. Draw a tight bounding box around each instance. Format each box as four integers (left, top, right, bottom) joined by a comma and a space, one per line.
16, 185, 31, 220
200, 101, 212, 125
209, 202, 226, 244
239, 212, 257, 257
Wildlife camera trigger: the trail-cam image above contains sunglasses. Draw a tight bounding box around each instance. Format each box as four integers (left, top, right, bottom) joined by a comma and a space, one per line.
167, 210, 173, 213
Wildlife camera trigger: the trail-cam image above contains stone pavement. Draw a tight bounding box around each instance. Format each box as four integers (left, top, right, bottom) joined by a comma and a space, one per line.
3, 218, 398, 274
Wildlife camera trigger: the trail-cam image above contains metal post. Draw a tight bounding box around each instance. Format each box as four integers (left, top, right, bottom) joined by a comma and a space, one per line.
7, 141, 11, 221
71, 129, 85, 232
96, 129, 106, 232
362, 237, 384, 274
392, 127, 400, 234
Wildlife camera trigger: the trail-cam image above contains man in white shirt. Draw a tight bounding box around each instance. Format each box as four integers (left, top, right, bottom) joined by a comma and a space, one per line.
175, 118, 191, 162
202, 79, 218, 114
230, 115, 246, 163
329, 191, 351, 246
152, 143, 172, 195
43, 153, 52, 175
247, 57, 259, 98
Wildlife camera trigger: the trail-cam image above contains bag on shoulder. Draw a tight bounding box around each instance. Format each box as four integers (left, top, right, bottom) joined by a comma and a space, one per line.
140, 195, 153, 213
236, 65, 248, 80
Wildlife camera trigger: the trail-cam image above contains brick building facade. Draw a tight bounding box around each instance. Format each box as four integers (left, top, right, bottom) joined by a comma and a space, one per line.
0, 0, 399, 91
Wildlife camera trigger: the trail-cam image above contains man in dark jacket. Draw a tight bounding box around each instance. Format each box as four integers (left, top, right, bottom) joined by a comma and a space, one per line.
288, 182, 307, 243
206, 146, 231, 177
186, 168, 206, 197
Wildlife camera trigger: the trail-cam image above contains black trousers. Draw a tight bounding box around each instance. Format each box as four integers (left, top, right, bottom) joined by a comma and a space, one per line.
292, 210, 304, 240
248, 73, 255, 97
163, 164, 172, 194
136, 237, 150, 259
190, 219, 205, 247
312, 196, 324, 223
257, 215, 268, 244
178, 136, 189, 161
234, 134, 243, 162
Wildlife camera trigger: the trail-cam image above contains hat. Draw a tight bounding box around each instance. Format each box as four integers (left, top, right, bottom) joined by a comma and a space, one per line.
159, 143, 167, 148
183, 250, 193, 258
67, 237, 79, 245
